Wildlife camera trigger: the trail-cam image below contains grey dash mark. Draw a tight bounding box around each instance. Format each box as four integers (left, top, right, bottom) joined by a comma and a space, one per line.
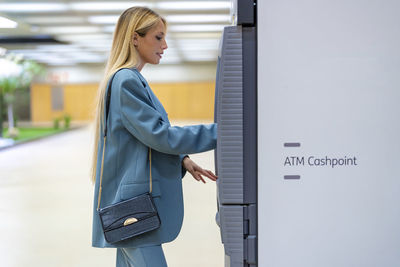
284, 143, 301, 147
284, 175, 301, 180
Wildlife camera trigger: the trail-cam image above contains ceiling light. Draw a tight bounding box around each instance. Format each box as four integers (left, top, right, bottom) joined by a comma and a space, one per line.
55, 34, 112, 42
0, 16, 18, 28
165, 15, 230, 24
0, 3, 68, 13
88, 15, 119, 24
39, 26, 102, 34
36, 44, 81, 50
157, 1, 230, 10
168, 25, 225, 32
24, 16, 86, 24
70, 2, 152, 11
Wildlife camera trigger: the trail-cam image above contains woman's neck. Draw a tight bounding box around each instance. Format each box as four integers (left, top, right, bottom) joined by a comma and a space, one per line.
136, 60, 145, 72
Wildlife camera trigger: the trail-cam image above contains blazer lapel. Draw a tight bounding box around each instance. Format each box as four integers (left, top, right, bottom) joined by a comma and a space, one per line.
133, 69, 169, 122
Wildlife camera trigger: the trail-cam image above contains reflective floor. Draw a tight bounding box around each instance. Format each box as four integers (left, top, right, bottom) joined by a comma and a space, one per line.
0, 122, 224, 267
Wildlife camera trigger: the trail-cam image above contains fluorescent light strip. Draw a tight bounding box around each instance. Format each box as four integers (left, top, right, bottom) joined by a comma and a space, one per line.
157, 1, 230, 10
35, 44, 82, 50
70, 2, 152, 11
0, 2, 150, 13
40, 26, 102, 34
88, 15, 119, 24
169, 25, 225, 32
56, 34, 112, 42
0, 16, 17, 28
165, 15, 230, 23
24, 16, 86, 24
0, 3, 68, 13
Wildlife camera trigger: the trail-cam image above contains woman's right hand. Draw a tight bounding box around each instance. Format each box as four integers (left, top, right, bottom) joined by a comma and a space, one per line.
182, 156, 217, 183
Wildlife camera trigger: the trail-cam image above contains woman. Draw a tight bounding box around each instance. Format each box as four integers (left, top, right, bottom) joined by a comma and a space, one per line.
91, 6, 217, 267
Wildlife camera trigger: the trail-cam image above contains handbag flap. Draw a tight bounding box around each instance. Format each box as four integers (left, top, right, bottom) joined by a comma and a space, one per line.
99, 193, 157, 232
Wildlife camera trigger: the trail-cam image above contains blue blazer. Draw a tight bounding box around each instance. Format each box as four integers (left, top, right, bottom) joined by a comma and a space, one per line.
92, 68, 217, 248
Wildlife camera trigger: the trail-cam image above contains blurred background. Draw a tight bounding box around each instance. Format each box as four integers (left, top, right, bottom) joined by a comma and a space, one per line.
0, 0, 229, 266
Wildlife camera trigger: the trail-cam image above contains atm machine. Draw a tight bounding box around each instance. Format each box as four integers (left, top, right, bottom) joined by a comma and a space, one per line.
216, 0, 400, 267
215, 1, 258, 266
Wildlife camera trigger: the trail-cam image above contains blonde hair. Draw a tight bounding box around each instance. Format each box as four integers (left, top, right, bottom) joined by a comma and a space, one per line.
91, 7, 166, 183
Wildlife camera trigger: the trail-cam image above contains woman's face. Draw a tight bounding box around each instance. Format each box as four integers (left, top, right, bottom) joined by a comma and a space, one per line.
134, 20, 168, 68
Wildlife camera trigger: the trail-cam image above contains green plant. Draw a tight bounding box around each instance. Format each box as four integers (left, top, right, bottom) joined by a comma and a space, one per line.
0, 54, 44, 137
63, 114, 71, 129
53, 118, 60, 129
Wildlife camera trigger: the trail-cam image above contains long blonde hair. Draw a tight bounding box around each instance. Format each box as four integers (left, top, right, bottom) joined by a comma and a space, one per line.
91, 7, 166, 183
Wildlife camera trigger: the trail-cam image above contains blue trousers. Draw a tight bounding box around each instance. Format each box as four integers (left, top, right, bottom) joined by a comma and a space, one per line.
116, 245, 168, 267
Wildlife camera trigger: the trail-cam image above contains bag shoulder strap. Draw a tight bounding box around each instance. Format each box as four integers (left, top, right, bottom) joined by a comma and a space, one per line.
97, 69, 152, 211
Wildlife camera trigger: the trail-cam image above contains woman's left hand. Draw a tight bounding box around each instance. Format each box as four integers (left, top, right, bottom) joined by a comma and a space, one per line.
182, 156, 218, 183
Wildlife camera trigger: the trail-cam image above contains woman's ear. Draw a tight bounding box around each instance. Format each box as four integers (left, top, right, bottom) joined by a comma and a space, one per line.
133, 32, 139, 47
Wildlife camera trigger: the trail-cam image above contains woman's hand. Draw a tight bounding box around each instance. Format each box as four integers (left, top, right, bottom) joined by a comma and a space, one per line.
182, 156, 217, 183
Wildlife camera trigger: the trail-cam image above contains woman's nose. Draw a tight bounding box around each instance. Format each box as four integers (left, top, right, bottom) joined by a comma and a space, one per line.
162, 39, 168, 50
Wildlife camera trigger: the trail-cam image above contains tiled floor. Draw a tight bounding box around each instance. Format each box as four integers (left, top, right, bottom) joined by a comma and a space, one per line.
0, 122, 224, 267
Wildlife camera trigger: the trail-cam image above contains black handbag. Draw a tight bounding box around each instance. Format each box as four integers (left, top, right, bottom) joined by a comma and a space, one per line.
96, 71, 161, 244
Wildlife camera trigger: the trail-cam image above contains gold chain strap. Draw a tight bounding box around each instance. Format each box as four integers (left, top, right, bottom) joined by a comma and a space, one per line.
97, 136, 152, 211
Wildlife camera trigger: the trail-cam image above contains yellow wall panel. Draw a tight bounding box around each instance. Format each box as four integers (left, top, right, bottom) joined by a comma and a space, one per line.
31, 84, 52, 122
151, 81, 215, 120
31, 83, 98, 123
64, 84, 98, 121
31, 81, 215, 123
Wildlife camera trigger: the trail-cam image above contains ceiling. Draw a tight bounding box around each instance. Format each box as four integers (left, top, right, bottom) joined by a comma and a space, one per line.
0, 0, 232, 66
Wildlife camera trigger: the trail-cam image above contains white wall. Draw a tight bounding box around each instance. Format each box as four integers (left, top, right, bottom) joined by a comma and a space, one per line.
258, 1, 400, 266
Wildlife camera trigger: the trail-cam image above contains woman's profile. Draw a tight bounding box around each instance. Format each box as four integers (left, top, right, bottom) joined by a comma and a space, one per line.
91, 6, 218, 267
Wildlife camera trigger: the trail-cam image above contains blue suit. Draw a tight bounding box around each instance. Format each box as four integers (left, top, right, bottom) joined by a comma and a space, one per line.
92, 68, 217, 248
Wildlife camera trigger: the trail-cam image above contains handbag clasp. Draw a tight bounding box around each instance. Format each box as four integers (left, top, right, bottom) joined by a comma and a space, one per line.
123, 218, 138, 226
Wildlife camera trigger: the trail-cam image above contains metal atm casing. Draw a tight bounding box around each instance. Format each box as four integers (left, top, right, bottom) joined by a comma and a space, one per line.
215, 1, 257, 266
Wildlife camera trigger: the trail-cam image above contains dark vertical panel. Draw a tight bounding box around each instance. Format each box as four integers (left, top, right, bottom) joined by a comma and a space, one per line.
242, 27, 257, 204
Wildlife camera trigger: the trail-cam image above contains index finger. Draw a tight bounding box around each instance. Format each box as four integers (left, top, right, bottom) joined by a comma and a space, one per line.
199, 169, 217, 181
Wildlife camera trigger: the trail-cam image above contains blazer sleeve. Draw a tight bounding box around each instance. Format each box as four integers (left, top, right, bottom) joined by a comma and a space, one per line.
118, 70, 217, 155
